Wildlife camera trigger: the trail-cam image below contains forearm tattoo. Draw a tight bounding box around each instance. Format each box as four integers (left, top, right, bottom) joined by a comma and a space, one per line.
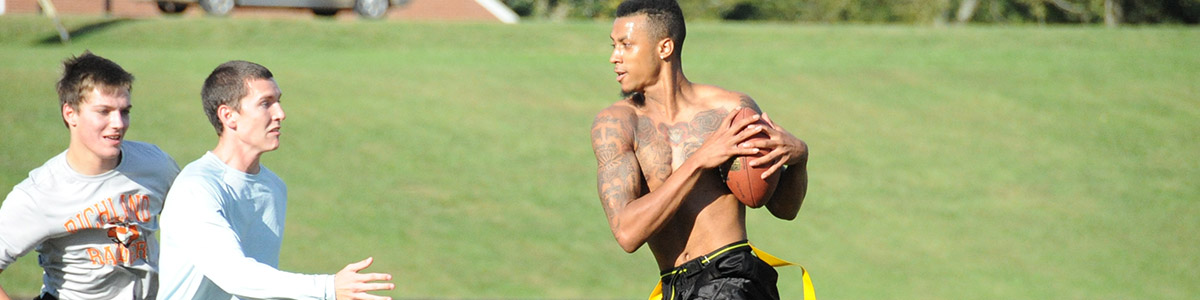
592, 114, 639, 226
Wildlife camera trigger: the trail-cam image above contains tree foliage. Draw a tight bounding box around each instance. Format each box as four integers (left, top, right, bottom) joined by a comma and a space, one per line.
501, 0, 1200, 25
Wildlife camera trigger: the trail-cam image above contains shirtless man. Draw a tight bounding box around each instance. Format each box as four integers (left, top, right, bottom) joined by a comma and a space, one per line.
590, 1, 809, 299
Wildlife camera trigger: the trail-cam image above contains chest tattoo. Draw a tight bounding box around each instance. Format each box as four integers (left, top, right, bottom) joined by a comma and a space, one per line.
634, 108, 728, 185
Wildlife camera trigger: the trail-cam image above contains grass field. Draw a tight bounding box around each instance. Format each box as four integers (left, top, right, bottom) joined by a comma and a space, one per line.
1, 15, 1197, 299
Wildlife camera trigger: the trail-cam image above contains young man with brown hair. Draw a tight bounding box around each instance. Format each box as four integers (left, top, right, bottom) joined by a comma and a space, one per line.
0, 52, 180, 300
156, 60, 394, 300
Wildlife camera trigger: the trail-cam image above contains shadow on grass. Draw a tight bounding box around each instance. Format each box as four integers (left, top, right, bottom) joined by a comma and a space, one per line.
37, 18, 136, 45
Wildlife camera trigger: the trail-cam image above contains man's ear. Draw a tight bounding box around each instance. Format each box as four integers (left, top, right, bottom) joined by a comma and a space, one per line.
218, 104, 238, 131
62, 103, 77, 128
657, 37, 675, 60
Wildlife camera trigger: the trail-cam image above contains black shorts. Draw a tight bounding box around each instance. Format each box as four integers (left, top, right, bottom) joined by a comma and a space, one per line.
659, 240, 780, 300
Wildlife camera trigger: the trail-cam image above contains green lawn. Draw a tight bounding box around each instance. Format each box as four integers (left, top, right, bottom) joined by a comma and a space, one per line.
1, 16, 1197, 299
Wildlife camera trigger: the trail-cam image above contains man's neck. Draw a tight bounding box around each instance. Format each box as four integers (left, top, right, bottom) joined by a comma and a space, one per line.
642, 67, 694, 120
211, 138, 263, 174
65, 146, 120, 176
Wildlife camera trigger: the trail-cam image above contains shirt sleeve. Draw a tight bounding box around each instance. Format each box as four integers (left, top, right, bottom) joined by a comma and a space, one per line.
155, 144, 181, 182
0, 188, 52, 270
161, 178, 335, 300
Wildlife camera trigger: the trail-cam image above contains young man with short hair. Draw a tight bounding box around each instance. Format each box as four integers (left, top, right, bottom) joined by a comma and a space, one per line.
157, 60, 394, 300
591, 1, 812, 299
0, 52, 180, 300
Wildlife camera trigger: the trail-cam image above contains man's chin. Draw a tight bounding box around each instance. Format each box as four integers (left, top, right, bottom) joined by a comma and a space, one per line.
264, 140, 282, 152
95, 147, 122, 162
620, 90, 645, 106
99, 142, 123, 157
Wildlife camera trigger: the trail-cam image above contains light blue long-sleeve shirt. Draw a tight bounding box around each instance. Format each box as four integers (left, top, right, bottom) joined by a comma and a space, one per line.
157, 152, 335, 300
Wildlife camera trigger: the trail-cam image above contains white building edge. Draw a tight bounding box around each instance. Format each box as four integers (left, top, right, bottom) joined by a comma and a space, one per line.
476, 0, 519, 24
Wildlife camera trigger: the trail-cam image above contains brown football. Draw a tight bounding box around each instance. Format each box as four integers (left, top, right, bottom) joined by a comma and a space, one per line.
723, 107, 780, 208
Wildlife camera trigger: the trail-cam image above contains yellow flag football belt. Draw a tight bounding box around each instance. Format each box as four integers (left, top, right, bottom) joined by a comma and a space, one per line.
648, 243, 815, 300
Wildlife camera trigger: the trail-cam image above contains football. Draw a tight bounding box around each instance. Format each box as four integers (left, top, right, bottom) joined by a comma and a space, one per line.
723, 107, 781, 208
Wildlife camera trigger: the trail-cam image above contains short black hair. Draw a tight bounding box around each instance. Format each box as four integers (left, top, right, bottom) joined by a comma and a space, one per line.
615, 0, 686, 59
201, 60, 274, 135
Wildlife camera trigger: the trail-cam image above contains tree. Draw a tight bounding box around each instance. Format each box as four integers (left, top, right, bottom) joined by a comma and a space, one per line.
957, 0, 982, 24
500, 0, 1197, 24
1104, 0, 1122, 26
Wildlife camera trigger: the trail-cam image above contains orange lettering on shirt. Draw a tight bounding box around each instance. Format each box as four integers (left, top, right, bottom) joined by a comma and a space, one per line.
102, 245, 117, 265
81, 207, 97, 228
134, 194, 152, 222
63, 194, 154, 232
116, 194, 129, 222
133, 240, 148, 260
93, 198, 116, 224
64, 219, 80, 233
86, 248, 105, 265
83, 242, 151, 266
72, 214, 87, 233
118, 244, 132, 264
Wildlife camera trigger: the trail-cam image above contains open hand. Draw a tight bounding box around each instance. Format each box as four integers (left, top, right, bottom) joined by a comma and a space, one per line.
335, 257, 395, 300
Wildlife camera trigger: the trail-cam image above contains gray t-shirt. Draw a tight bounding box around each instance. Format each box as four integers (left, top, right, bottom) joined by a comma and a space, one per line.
0, 141, 179, 299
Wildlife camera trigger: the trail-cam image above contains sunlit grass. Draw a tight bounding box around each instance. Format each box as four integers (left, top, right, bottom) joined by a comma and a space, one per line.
1, 16, 1197, 299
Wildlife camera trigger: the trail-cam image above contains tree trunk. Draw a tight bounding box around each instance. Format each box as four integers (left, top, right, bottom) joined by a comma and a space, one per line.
550, 1, 571, 21
533, 0, 549, 19
1032, 2, 1047, 25
1104, 0, 1122, 27
956, 0, 981, 24
990, 0, 1006, 23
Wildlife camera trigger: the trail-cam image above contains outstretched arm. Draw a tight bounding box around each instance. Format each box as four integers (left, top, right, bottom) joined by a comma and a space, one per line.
161, 180, 365, 300
591, 105, 762, 253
